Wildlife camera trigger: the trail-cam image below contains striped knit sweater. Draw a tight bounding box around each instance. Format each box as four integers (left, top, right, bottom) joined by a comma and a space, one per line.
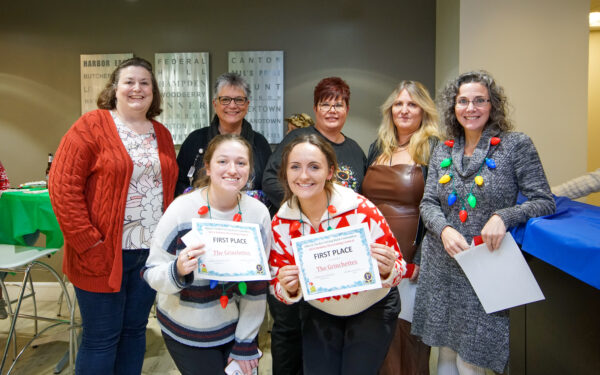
270, 184, 407, 316
48, 109, 177, 293
143, 188, 271, 360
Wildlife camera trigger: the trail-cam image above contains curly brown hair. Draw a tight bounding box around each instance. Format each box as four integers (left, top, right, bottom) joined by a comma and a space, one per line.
439, 70, 513, 138
96, 57, 162, 119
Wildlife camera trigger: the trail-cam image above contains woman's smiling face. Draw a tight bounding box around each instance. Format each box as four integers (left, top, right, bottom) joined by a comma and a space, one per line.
286, 142, 334, 204
455, 82, 491, 136
206, 140, 250, 194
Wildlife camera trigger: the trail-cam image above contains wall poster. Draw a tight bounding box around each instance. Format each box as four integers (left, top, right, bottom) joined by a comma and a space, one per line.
228, 51, 284, 144
155, 52, 210, 144
80, 53, 133, 114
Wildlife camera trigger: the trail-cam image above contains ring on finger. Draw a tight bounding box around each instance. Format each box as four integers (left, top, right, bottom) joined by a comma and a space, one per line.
187, 253, 193, 260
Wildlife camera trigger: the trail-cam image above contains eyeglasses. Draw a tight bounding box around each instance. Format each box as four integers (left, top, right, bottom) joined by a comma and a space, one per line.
217, 96, 248, 105
318, 103, 346, 113
455, 97, 490, 108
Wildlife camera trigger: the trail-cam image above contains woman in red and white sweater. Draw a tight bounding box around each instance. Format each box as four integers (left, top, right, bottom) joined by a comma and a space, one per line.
49, 57, 178, 375
269, 134, 407, 375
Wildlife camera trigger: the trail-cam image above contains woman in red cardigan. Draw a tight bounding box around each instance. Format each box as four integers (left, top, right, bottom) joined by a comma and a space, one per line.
49, 57, 178, 375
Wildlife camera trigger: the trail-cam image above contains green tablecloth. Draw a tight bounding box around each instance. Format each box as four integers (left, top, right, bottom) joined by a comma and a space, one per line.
0, 190, 64, 248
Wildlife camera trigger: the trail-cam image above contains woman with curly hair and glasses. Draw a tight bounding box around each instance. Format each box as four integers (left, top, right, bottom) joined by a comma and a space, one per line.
411, 71, 555, 374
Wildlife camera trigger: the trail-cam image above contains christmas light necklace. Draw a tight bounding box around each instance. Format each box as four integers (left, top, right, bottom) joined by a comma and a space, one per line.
438, 137, 500, 223
289, 195, 337, 235
197, 187, 246, 308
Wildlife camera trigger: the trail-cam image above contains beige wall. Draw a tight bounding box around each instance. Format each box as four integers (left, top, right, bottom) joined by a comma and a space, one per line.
0, 1, 437, 188
436, 0, 590, 188
0, 1, 436, 281
435, 0, 460, 93
586, 31, 600, 205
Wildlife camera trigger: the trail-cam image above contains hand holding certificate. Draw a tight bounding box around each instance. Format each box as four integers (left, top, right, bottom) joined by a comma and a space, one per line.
291, 224, 382, 300
182, 218, 271, 281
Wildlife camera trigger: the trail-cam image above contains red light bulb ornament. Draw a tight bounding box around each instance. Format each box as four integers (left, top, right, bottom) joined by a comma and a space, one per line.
490, 137, 501, 146
220, 295, 229, 308
233, 213, 242, 222
444, 140, 455, 148
459, 209, 468, 223
198, 206, 209, 215
290, 221, 301, 232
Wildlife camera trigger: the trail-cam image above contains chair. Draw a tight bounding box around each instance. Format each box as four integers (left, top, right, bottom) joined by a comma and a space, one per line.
0, 244, 78, 375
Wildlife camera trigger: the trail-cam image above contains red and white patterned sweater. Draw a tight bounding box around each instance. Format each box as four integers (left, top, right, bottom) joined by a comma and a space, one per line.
269, 184, 407, 316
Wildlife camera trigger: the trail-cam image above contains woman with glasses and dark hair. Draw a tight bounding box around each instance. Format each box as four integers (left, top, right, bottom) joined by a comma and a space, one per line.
362, 80, 441, 375
411, 71, 555, 374
175, 72, 272, 197
262, 77, 367, 375
49, 57, 178, 375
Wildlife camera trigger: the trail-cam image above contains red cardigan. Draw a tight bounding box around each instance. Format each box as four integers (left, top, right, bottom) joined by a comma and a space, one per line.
49, 109, 178, 293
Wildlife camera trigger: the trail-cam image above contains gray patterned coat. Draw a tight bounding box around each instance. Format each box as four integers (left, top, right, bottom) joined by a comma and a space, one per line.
411, 126, 555, 372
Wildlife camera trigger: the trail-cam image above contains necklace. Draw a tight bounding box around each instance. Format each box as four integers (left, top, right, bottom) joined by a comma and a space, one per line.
196, 187, 245, 308
197, 187, 242, 222
289, 195, 336, 235
438, 137, 500, 223
397, 138, 411, 149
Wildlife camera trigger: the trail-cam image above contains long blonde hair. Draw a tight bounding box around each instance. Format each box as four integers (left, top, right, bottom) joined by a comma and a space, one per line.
375, 81, 440, 166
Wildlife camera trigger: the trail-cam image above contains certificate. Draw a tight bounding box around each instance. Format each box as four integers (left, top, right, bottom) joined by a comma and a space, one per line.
182, 218, 271, 281
291, 224, 382, 300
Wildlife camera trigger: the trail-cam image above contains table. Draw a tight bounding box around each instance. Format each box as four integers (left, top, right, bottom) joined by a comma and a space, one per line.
510, 195, 600, 289
0, 189, 63, 248
0, 189, 75, 374
508, 195, 600, 373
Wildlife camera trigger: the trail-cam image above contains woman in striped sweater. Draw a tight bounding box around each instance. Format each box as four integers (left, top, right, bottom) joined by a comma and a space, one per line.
144, 134, 271, 375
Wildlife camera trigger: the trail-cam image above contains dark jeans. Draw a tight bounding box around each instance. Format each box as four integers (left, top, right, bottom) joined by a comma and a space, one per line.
74, 249, 156, 375
267, 294, 303, 375
300, 290, 400, 375
162, 332, 234, 375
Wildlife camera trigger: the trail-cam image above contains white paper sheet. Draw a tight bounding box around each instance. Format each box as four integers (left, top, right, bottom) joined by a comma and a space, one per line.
454, 232, 544, 314
398, 278, 418, 322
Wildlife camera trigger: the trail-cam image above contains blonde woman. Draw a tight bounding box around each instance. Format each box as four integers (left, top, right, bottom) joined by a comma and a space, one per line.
362, 80, 440, 374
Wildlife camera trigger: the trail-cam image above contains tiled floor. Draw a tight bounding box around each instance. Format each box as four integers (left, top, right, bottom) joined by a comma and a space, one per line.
0, 294, 272, 375
0, 285, 495, 375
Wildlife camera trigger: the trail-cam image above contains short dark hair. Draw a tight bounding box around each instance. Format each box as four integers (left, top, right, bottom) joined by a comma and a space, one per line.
97, 57, 162, 119
214, 72, 251, 98
313, 77, 350, 107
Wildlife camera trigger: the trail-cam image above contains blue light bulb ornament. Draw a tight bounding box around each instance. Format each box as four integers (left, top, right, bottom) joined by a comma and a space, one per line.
209, 280, 219, 289
448, 192, 457, 206
485, 158, 496, 169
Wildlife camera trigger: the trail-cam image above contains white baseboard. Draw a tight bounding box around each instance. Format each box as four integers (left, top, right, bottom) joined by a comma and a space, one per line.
3, 282, 75, 302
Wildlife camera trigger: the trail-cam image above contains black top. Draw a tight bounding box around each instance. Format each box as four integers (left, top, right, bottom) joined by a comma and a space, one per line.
175, 115, 272, 196
262, 126, 367, 209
